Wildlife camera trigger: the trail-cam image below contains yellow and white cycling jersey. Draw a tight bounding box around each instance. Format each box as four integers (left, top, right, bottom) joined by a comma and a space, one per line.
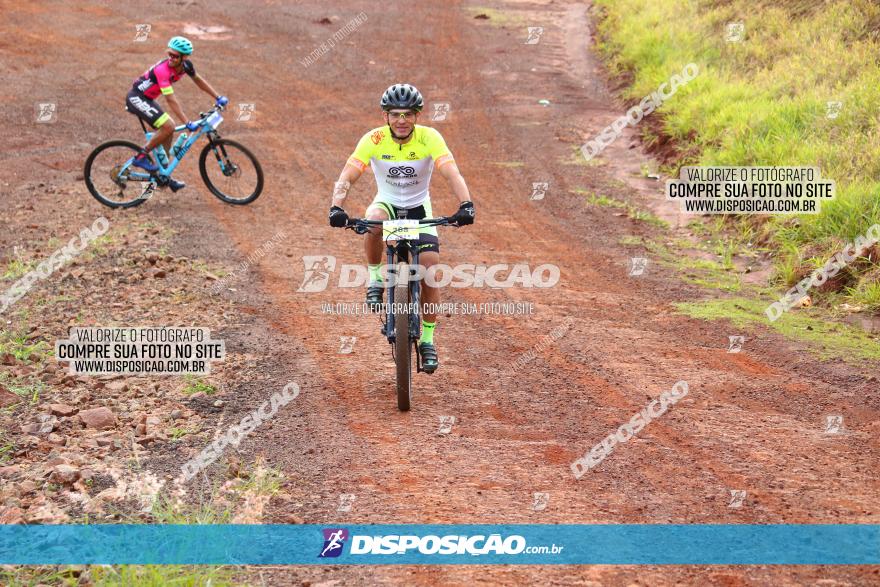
346, 125, 455, 209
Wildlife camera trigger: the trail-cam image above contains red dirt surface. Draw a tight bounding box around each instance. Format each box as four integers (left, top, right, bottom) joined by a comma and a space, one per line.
1, 0, 878, 585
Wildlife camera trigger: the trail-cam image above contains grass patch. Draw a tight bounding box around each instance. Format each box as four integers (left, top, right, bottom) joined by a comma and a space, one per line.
562, 146, 606, 167
168, 427, 189, 441
190, 260, 227, 278
846, 278, 880, 312
89, 565, 235, 586
0, 433, 15, 463
0, 330, 51, 363
0, 567, 82, 586
0, 373, 46, 405
464, 6, 527, 26
675, 297, 880, 362
628, 207, 669, 228
149, 495, 232, 525
593, 0, 880, 309
81, 234, 114, 260
234, 463, 283, 497
2, 259, 34, 280
579, 190, 670, 228
579, 190, 629, 209
620, 235, 744, 292
168, 426, 199, 441
180, 375, 216, 396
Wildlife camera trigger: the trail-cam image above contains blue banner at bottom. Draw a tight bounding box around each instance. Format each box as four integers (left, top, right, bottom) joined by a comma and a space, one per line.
0, 524, 877, 565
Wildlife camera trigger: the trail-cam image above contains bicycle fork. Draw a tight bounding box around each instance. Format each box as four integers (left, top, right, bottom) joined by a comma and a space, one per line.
382, 246, 424, 371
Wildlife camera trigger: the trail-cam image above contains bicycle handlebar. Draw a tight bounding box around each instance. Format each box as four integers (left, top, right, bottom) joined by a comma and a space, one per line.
345, 216, 458, 235
173, 103, 226, 133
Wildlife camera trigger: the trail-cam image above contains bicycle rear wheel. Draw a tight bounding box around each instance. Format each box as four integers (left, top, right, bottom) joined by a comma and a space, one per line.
393, 262, 413, 411
199, 138, 263, 204
83, 140, 151, 208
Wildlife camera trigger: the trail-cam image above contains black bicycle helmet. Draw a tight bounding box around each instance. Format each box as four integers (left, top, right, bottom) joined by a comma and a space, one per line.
380, 83, 424, 112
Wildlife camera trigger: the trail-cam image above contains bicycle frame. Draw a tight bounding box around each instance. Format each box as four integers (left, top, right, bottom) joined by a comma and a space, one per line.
125, 108, 223, 181
383, 237, 422, 346
347, 215, 453, 370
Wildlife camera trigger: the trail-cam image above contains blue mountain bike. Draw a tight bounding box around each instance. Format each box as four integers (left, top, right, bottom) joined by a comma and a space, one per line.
84, 104, 263, 208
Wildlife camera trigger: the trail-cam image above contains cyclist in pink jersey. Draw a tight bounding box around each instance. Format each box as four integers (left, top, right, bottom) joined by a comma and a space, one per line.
125, 36, 228, 191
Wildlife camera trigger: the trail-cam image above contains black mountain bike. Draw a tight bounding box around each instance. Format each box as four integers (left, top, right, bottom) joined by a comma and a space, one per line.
346, 214, 457, 411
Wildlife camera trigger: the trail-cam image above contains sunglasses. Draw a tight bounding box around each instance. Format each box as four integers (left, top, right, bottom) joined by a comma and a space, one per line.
387, 111, 417, 121
167, 52, 182, 60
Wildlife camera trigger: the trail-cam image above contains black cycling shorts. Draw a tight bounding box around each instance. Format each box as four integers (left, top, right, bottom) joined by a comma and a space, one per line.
125, 88, 168, 128
370, 201, 440, 254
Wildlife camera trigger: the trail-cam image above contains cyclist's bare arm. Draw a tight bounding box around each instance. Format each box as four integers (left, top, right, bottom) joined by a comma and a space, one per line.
192, 74, 220, 100
164, 93, 188, 125
331, 163, 364, 208
437, 161, 472, 204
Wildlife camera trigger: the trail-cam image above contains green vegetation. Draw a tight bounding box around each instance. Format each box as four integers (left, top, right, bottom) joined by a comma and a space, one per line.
847, 277, 880, 312
0, 330, 51, 363
234, 463, 284, 497
621, 234, 745, 292
676, 298, 880, 361
593, 0, 880, 310
2, 259, 34, 280
562, 146, 606, 167
579, 190, 670, 228
0, 433, 15, 463
89, 565, 235, 586
82, 234, 114, 260
149, 495, 232, 525
577, 189, 629, 209
0, 565, 235, 586
0, 373, 46, 405
464, 6, 527, 26
180, 375, 216, 396
168, 427, 196, 441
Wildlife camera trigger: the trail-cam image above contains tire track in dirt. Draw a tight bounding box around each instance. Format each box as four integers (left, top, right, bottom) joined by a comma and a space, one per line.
6, 0, 876, 584
188, 0, 879, 584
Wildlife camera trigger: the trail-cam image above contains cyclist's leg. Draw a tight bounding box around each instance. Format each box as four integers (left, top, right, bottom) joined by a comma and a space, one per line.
364, 198, 392, 306
418, 240, 441, 372
364, 198, 392, 266
420, 247, 440, 323
152, 117, 175, 155
126, 89, 171, 153
408, 199, 441, 373
414, 198, 441, 324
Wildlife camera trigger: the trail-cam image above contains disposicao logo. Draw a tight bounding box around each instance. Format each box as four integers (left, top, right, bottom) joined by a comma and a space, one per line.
318, 528, 349, 558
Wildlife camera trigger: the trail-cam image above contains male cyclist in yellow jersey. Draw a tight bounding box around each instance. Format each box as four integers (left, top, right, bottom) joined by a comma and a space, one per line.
328, 83, 475, 373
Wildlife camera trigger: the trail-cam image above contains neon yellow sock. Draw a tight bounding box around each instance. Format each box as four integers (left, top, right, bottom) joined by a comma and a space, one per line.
419, 320, 436, 344
368, 264, 382, 283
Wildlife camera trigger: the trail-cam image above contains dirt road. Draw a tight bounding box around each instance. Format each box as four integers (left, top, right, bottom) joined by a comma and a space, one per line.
1, 0, 878, 584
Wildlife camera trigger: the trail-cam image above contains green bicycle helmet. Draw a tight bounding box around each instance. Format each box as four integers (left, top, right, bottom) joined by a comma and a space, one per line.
167, 36, 193, 55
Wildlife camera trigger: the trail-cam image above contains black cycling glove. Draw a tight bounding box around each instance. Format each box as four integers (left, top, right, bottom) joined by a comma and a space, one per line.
329, 206, 349, 228
451, 200, 475, 226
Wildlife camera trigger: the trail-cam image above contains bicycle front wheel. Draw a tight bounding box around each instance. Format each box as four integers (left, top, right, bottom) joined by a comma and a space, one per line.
393, 262, 413, 411
199, 138, 263, 205
83, 140, 151, 208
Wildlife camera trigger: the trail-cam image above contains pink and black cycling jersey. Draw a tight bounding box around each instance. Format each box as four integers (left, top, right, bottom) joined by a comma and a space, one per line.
132, 58, 196, 99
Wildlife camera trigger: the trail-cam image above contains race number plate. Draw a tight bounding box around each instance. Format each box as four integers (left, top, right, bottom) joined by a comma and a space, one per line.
206, 112, 223, 129
382, 219, 420, 240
